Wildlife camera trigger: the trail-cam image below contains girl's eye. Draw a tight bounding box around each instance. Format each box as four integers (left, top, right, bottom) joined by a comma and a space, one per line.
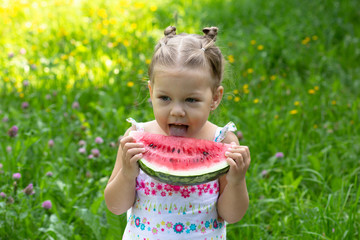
186, 98, 198, 103
159, 96, 170, 101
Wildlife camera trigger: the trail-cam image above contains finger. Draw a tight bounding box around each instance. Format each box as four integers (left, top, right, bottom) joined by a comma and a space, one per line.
225, 157, 238, 170
130, 153, 143, 164
120, 136, 135, 148
225, 152, 244, 167
122, 142, 145, 154
126, 147, 146, 157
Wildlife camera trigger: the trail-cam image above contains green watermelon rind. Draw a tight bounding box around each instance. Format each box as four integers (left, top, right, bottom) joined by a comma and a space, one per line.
138, 159, 230, 186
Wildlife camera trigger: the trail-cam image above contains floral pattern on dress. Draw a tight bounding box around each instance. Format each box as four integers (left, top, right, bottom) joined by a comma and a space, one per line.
136, 179, 219, 198
128, 214, 225, 236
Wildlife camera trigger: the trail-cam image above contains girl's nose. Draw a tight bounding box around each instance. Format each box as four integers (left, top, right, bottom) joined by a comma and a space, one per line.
170, 103, 185, 117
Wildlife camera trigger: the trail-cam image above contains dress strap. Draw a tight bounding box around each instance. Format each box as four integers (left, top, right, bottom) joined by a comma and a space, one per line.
126, 118, 145, 132
213, 122, 237, 142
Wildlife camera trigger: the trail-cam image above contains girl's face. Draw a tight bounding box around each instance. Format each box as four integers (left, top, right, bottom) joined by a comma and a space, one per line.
149, 67, 223, 138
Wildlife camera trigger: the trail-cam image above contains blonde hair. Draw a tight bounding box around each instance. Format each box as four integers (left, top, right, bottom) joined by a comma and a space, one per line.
148, 26, 225, 90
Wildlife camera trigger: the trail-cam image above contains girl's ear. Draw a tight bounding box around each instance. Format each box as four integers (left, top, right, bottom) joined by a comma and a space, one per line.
148, 81, 153, 98
211, 86, 224, 110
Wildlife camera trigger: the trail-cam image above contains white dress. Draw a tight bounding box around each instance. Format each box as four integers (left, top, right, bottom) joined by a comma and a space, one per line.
122, 118, 237, 240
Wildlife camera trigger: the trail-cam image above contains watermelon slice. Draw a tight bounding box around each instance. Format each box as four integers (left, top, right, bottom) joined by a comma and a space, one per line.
130, 131, 230, 185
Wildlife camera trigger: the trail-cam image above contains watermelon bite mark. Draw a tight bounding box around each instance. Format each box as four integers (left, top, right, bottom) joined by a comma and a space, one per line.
130, 131, 230, 185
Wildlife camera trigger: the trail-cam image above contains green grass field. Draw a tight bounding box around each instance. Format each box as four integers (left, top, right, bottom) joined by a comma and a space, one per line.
1, 0, 359, 239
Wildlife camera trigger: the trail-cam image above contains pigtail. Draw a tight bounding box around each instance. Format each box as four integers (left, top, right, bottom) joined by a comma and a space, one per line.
164, 26, 176, 37
202, 27, 218, 42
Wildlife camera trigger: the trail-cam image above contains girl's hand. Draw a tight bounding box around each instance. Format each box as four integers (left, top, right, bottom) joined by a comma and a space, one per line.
224, 142, 251, 185
119, 135, 146, 180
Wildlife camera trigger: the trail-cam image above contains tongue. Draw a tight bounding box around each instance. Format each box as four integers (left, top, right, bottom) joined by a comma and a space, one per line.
169, 125, 187, 137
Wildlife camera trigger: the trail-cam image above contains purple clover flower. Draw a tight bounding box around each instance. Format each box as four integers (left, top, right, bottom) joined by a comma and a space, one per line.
8, 125, 19, 137
8, 52, 14, 59
46, 171, 53, 177
23, 80, 29, 87
42, 200, 52, 209
109, 142, 116, 148
21, 102, 29, 109
2, 116, 9, 122
78, 147, 86, 154
275, 152, 284, 158
72, 101, 80, 109
6, 146, 12, 152
78, 140, 86, 146
88, 154, 94, 159
13, 173, 21, 180
0, 163, 2, 168
236, 131, 244, 140
91, 148, 100, 157
95, 137, 104, 144
261, 170, 269, 178
0, 192, 6, 198
48, 139, 54, 148
23, 183, 35, 195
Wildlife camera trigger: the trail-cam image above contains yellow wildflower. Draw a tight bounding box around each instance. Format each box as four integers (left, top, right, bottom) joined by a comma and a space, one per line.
243, 84, 249, 89
228, 55, 234, 63
244, 89, 249, 94
227, 95, 233, 100
314, 86, 319, 91
123, 40, 130, 47
138, 69, 144, 74
145, 59, 151, 64
130, 23, 137, 30
302, 37, 310, 45
234, 97, 240, 102
127, 81, 134, 87
233, 89, 239, 94
331, 100, 336, 105
270, 75, 276, 81
274, 115, 279, 119
257, 45, 264, 50
134, 2, 145, 8
308, 89, 315, 94
4, 77, 10, 82
260, 76, 265, 81
312, 35, 318, 40
19, 93, 24, 98
109, 18, 117, 25
247, 68, 254, 74
313, 124, 318, 129
102, 19, 109, 26
290, 109, 298, 115
253, 98, 259, 104
101, 29, 108, 35
150, 6, 157, 12
294, 101, 300, 106
250, 40, 256, 45
97, 9, 107, 19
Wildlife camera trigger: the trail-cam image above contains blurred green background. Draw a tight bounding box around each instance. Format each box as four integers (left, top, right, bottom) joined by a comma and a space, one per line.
0, 0, 359, 239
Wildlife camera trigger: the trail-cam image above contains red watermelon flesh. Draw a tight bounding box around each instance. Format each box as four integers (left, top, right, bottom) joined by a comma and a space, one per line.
130, 131, 231, 185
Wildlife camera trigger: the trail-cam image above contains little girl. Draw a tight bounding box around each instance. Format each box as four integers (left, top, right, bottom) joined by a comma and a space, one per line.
104, 26, 251, 239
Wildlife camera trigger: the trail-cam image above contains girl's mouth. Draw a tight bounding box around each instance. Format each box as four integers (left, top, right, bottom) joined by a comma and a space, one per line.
169, 124, 188, 137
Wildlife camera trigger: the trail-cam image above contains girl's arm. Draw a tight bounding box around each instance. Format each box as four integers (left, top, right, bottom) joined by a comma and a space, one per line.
104, 126, 145, 215
217, 132, 250, 224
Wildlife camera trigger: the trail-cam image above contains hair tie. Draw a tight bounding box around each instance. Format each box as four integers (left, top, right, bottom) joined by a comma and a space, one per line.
201, 47, 206, 51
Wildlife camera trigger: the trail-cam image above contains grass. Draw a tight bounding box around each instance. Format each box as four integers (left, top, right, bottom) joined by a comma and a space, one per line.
0, 0, 359, 239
